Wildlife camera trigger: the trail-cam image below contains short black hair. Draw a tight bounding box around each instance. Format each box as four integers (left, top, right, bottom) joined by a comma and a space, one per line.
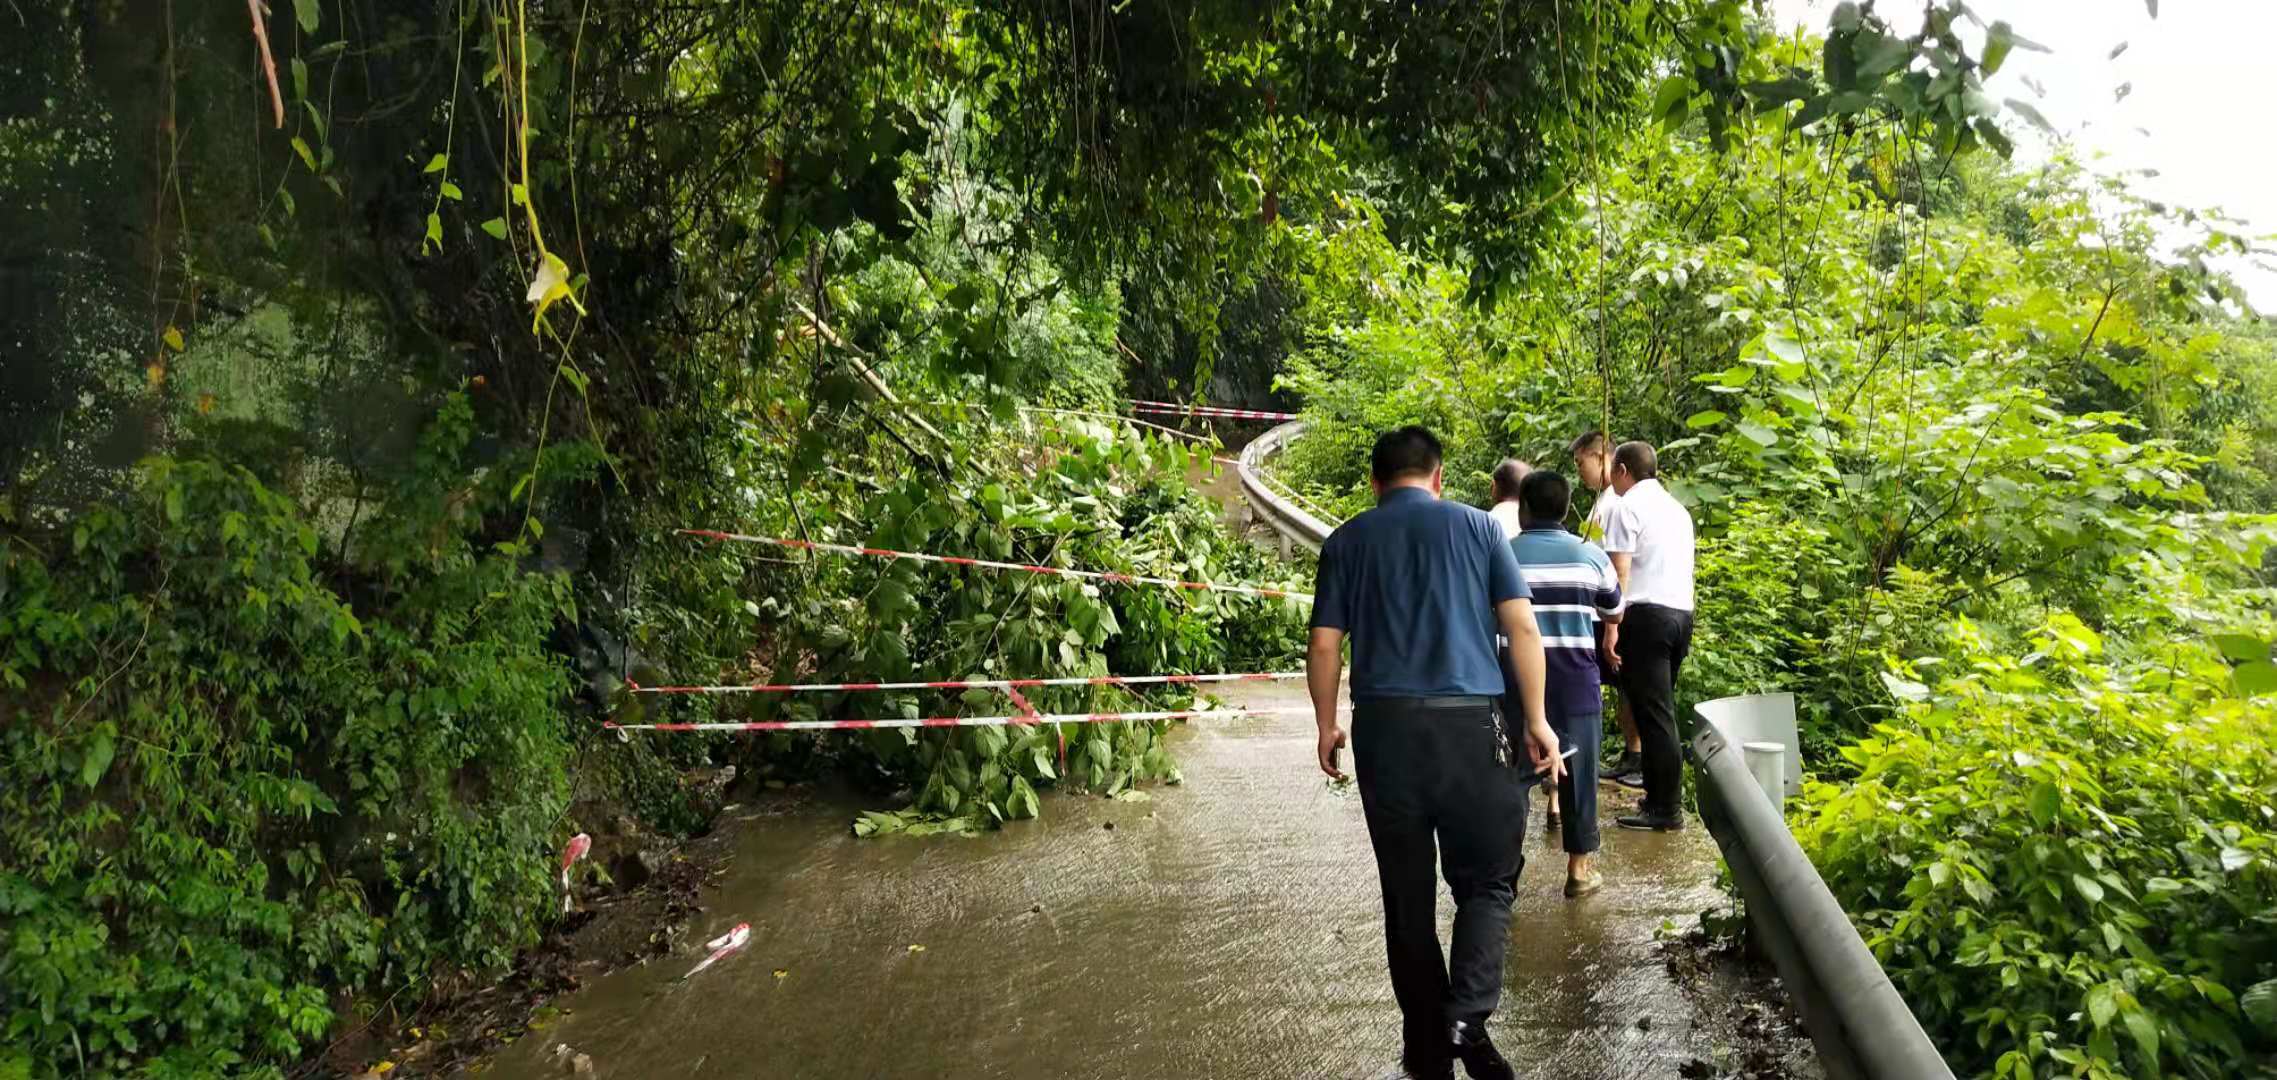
1370, 426, 1443, 486
1517, 470, 1570, 523
1612, 440, 1658, 481
1568, 430, 1608, 456
1488, 459, 1531, 505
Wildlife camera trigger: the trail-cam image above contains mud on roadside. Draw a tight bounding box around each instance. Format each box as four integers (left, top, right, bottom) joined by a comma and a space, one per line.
307, 782, 765, 1079
1662, 912, 1825, 1080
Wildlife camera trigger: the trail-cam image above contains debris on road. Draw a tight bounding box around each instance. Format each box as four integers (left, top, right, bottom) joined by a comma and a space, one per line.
559, 833, 592, 914
683, 922, 751, 979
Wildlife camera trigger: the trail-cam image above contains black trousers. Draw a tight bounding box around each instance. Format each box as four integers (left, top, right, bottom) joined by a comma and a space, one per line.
1351, 696, 1530, 1062
1621, 603, 1695, 818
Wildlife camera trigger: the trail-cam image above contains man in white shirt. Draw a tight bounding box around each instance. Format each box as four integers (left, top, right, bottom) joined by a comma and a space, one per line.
1569, 431, 1641, 787
1597, 441, 1695, 832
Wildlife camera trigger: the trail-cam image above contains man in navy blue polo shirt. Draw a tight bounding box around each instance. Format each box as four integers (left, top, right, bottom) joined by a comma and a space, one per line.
1308, 426, 1561, 1080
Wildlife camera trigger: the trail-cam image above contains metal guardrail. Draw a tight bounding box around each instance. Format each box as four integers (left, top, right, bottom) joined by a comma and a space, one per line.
1689, 697, 1955, 1080
1235, 421, 1334, 556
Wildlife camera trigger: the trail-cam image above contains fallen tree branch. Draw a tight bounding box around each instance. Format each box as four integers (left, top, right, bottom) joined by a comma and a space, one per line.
792, 300, 951, 448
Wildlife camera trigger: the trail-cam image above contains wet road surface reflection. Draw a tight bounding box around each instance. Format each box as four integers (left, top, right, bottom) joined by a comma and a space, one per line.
479, 681, 1731, 1079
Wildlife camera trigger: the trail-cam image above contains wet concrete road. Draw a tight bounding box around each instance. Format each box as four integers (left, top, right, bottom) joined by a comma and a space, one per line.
480, 680, 1730, 1079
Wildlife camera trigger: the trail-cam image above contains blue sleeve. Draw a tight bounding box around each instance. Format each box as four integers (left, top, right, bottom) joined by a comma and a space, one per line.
1486, 520, 1528, 603
1310, 529, 1350, 630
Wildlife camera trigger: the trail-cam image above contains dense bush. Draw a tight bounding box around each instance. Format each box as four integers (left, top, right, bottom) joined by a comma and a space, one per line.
0, 405, 576, 1076
1271, 218, 1603, 521
1793, 615, 2277, 1079
1682, 506, 1835, 714
678, 421, 1309, 837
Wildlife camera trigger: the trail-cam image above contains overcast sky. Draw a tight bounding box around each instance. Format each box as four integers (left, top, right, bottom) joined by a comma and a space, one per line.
1766, 0, 2276, 310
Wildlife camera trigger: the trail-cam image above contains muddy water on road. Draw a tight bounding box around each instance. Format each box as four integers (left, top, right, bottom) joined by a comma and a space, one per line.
1188, 455, 1275, 544
480, 680, 1729, 1079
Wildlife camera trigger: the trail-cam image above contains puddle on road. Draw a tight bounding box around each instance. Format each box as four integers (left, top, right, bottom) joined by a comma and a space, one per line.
478, 683, 1736, 1080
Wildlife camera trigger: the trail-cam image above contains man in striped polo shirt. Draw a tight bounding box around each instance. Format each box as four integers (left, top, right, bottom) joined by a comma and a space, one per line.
1507, 470, 1623, 896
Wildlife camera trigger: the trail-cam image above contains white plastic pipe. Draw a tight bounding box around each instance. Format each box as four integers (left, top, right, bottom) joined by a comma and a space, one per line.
1743, 740, 1787, 811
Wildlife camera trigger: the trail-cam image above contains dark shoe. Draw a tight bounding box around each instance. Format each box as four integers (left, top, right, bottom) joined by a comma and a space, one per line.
1386, 1055, 1454, 1080
1449, 1021, 1516, 1080
1398, 1020, 1455, 1080
1544, 809, 1561, 836
1616, 812, 1684, 832
1374, 1067, 1451, 1080
1612, 770, 1647, 791
1602, 750, 1641, 786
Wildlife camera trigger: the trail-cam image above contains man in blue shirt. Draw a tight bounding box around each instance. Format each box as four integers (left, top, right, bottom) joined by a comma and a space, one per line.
1309, 426, 1560, 1080
1508, 470, 1624, 899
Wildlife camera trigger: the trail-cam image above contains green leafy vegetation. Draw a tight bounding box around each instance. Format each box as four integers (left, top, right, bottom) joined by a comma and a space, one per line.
1266, 23, 2277, 1080
3, 403, 576, 1076
1796, 611, 2277, 1079
704, 423, 1309, 837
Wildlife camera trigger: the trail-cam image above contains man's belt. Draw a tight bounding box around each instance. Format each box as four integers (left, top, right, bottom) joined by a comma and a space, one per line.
1351, 695, 1496, 709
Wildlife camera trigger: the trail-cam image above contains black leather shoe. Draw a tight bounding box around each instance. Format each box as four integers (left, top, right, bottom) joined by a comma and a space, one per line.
1450, 1021, 1516, 1080
1386, 1055, 1454, 1080
1396, 1019, 1455, 1080
1616, 812, 1684, 832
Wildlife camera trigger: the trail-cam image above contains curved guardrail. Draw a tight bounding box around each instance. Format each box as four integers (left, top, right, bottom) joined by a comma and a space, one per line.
1236, 421, 1334, 555
1690, 700, 1956, 1080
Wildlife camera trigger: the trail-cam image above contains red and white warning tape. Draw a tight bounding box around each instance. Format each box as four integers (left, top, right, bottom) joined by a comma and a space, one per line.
631, 671, 1301, 695
908, 401, 1219, 444
679, 529, 1313, 603
1129, 401, 1300, 421
606, 705, 1325, 733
